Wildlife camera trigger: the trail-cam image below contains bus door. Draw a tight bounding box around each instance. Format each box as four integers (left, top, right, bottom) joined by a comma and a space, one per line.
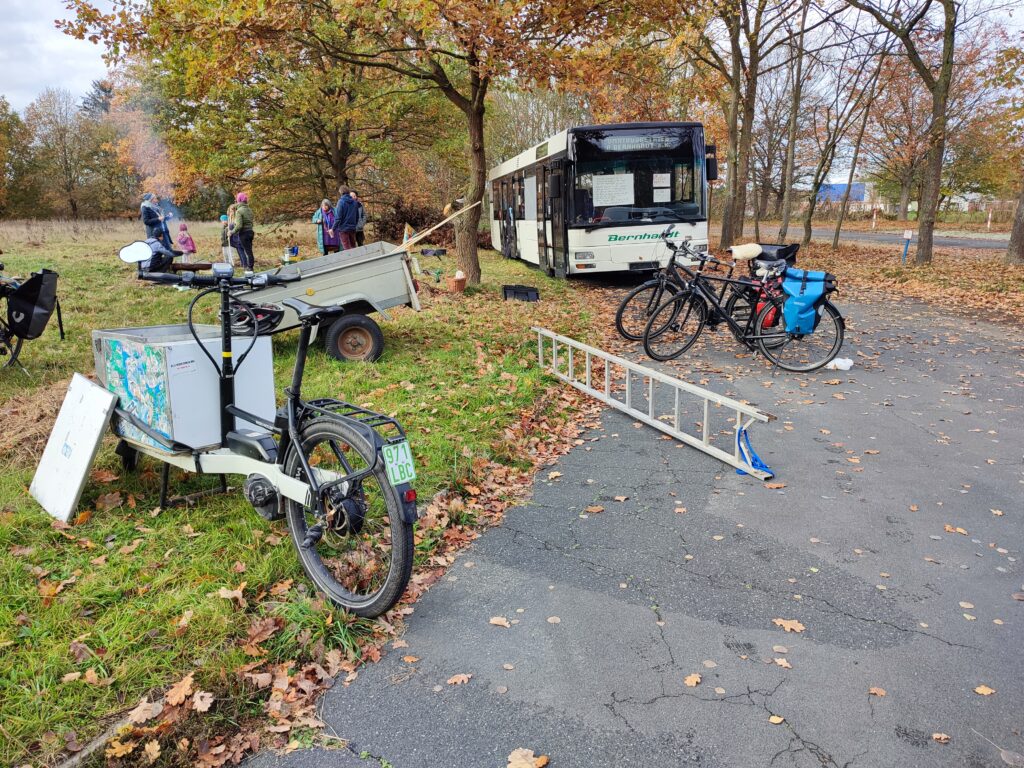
547, 161, 567, 277
499, 180, 517, 259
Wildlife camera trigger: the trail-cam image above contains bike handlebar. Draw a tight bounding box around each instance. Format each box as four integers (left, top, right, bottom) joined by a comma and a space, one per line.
140, 270, 301, 289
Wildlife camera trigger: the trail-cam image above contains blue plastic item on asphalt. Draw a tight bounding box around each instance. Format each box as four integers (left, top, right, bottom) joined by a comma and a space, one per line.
735, 426, 774, 479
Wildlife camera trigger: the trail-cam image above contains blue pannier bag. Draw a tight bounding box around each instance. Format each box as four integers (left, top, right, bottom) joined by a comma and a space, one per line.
781, 268, 836, 334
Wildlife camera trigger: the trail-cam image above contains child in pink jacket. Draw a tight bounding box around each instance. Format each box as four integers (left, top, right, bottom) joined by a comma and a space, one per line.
176, 223, 197, 264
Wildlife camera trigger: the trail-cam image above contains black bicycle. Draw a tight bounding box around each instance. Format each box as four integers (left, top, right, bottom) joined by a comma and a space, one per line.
116, 245, 417, 617
642, 233, 844, 372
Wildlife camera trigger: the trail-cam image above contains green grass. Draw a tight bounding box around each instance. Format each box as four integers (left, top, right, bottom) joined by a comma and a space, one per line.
0, 220, 597, 764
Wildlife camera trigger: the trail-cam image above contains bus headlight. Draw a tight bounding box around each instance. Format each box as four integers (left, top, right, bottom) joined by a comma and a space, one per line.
574, 251, 595, 260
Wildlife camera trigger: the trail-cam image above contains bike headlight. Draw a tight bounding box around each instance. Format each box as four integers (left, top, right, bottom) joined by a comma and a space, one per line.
574, 251, 595, 260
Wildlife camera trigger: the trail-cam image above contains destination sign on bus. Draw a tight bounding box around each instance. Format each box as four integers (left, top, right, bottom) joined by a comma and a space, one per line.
590, 134, 684, 152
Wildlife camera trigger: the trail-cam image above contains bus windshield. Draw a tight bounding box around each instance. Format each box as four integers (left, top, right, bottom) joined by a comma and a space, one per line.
570, 127, 705, 228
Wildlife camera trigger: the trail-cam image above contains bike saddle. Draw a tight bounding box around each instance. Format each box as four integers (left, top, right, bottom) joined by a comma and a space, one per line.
729, 243, 763, 261
281, 297, 345, 322
757, 243, 799, 262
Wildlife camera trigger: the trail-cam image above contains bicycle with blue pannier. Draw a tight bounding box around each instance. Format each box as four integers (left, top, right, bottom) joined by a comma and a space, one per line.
642, 229, 844, 372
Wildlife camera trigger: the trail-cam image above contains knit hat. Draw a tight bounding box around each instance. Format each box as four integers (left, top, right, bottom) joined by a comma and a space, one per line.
236, 192, 249, 203
179, 222, 188, 231
220, 214, 229, 222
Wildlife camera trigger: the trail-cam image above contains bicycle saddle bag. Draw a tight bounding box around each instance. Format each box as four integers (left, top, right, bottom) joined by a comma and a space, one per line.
7, 268, 63, 340
781, 268, 836, 335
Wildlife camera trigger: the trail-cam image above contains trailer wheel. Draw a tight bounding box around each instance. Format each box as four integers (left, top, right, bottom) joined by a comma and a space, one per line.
323, 314, 384, 362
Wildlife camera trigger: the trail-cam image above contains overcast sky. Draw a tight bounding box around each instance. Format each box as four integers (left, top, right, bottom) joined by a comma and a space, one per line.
0, 0, 112, 112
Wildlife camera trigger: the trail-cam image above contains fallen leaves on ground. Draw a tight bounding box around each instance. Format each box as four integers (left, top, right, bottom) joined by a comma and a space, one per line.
869, 687, 886, 697
508, 748, 549, 768
974, 684, 996, 696
490, 616, 512, 628
166, 673, 194, 706
95, 491, 123, 512
447, 673, 472, 685
932, 733, 951, 744
768, 715, 785, 725
772, 618, 806, 633
765, 482, 787, 489
127, 698, 164, 724
584, 505, 605, 514
105, 740, 136, 758
684, 673, 701, 687
144, 740, 161, 763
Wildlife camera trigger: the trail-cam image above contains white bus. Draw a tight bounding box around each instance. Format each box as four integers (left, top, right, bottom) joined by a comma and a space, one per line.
488, 122, 717, 277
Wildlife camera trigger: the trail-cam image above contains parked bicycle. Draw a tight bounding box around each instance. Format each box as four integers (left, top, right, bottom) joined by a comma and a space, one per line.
642, 231, 844, 372
115, 242, 417, 617
615, 238, 797, 343
0, 263, 64, 369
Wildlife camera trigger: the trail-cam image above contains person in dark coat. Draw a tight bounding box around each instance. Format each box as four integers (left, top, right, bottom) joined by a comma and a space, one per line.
333, 185, 358, 250
351, 190, 367, 247
140, 193, 174, 250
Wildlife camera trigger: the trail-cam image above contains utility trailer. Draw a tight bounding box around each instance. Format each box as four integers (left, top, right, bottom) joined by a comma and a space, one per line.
235, 241, 419, 362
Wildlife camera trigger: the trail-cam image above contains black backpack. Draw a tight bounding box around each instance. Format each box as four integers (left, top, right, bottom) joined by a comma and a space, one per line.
7, 269, 65, 341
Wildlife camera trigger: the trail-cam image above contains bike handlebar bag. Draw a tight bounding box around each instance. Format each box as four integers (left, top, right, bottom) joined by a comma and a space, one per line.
7, 268, 62, 340
781, 267, 836, 335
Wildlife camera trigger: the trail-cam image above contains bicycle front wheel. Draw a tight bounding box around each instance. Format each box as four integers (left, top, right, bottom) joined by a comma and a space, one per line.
643, 293, 707, 361
615, 280, 678, 341
282, 417, 413, 617
755, 299, 844, 372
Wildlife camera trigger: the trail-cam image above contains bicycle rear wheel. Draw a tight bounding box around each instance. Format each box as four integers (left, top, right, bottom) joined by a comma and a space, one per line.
282, 416, 413, 617
615, 280, 679, 341
755, 299, 844, 372
643, 293, 707, 361
0, 320, 23, 368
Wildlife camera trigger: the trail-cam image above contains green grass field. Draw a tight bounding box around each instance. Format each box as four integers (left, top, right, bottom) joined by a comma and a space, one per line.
0, 220, 598, 765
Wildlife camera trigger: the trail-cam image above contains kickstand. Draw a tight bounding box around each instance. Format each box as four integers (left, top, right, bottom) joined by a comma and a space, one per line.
159, 463, 171, 509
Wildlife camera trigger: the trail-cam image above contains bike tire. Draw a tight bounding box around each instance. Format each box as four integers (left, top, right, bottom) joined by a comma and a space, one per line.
615, 280, 679, 341
723, 287, 756, 342
755, 298, 845, 373
642, 293, 707, 361
282, 416, 413, 618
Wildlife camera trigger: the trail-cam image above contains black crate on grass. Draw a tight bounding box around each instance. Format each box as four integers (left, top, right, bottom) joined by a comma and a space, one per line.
502, 284, 540, 302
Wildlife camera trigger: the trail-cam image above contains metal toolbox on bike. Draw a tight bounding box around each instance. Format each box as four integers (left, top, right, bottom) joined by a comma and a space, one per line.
92, 324, 275, 451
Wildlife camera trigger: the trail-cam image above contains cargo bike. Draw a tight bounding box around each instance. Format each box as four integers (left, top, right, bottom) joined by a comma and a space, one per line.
105, 241, 419, 617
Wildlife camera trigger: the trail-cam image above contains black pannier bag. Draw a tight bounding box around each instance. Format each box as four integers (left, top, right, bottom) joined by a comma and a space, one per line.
7, 268, 65, 340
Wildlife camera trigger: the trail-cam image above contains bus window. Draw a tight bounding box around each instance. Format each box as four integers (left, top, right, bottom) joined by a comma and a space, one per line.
524, 176, 537, 221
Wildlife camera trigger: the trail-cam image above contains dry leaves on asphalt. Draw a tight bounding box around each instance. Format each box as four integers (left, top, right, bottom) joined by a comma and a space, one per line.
447, 673, 472, 685
768, 715, 785, 725
684, 673, 701, 687
932, 733, 951, 744
772, 618, 806, 633
974, 684, 996, 696
868, 687, 886, 697
584, 505, 605, 514
765, 482, 787, 490
507, 748, 550, 768
490, 616, 512, 628
774, 658, 792, 669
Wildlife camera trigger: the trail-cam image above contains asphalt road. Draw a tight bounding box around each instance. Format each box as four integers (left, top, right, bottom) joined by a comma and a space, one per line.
250, 294, 1023, 768
811, 227, 1009, 250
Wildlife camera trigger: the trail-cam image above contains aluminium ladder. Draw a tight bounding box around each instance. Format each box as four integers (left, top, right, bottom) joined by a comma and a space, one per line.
533, 327, 776, 480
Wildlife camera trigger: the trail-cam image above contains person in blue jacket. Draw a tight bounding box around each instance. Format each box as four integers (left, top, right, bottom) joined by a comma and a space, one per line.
333, 185, 358, 250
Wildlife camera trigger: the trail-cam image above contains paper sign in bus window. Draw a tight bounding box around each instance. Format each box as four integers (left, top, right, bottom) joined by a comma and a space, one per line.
652, 188, 671, 203
592, 174, 635, 207
653, 173, 671, 188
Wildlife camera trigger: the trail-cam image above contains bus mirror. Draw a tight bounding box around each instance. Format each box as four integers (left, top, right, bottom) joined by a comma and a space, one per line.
548, 174, 562, 199
706, 145, 719, 182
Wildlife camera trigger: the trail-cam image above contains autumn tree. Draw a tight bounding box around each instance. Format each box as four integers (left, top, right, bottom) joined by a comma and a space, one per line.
62, 0, 623, 284
993, 39, 1024, 264
24, 88, 93, 219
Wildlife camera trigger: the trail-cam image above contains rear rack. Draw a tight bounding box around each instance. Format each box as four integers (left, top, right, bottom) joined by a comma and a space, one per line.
303, 398, 408, 443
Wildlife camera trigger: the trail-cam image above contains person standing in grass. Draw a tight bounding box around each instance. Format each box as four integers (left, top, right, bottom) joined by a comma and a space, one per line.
333, 185, 358, 250
140, 193, 174, 251
176, 223, 197, 264
351, 190, 367, 247
312, 199, 340, 255
219, 214, 235, 266
232, 193, 256, 272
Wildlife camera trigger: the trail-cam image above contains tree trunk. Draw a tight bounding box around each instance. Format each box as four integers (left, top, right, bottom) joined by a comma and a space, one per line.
719, 17, 742, 248
1006, 176, 1024, 265
732, 60, 759, 245
456, 99, 486, 285
69, 196, 79, 220
914, 95, 947, 265
898, 179, 912, 220
778, 0, 810, 243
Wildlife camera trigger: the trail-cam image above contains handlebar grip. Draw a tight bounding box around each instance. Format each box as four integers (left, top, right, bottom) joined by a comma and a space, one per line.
140, 271, 182, 284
